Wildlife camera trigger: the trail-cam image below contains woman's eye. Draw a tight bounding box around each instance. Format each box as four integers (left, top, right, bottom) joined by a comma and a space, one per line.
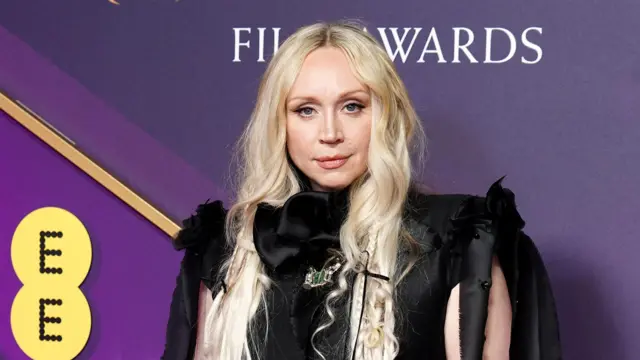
296, 107, 314, 117
344, 103, 364, 113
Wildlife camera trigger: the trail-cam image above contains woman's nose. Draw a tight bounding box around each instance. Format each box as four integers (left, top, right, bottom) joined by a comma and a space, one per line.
319, 112, 344, 144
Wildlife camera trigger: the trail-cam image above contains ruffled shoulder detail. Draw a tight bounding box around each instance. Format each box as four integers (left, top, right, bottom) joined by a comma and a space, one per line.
484, 176, 525, 229
448, 176, 526, 247
173, 200, 228, 251
405, 176, 524, 245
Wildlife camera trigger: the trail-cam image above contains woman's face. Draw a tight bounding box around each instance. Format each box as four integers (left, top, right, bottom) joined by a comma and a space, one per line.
286, 46, 372, 192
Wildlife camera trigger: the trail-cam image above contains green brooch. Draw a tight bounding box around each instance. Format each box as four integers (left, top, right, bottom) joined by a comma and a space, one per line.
303, 260, 342, 289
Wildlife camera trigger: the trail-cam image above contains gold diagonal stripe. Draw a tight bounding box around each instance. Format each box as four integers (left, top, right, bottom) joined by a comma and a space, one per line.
0, 91, 180, 237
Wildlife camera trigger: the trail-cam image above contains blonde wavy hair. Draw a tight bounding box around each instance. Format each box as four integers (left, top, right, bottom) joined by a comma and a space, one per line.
201, 21, 426, 360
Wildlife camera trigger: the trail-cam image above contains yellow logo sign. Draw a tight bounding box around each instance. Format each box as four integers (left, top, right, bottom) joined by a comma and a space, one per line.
10, 207, 92, 360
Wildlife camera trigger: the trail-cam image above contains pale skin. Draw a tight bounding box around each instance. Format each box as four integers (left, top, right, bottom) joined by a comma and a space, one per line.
195, 46, 512, 358
285, 47, 372, 192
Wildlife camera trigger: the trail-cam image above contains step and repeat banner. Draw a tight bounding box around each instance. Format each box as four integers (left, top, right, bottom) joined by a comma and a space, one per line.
1, 0, 639, 358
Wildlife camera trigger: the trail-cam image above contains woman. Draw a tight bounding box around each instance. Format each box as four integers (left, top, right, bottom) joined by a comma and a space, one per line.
162, 22, 562, 360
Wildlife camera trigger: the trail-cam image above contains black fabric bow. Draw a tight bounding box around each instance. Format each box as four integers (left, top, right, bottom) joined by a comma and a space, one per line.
253, 190, 349, 274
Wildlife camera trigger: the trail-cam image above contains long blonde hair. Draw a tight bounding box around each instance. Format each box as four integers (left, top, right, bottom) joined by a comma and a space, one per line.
201, 21, 426, 360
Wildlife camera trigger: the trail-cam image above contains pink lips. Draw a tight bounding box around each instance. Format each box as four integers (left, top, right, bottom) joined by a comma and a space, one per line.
315, 155, 349, 170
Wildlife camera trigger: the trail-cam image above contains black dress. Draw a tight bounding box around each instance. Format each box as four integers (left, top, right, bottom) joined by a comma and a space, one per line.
161, 178, 563, 360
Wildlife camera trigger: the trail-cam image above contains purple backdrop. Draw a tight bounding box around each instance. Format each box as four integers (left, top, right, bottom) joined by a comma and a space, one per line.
0, 111, 183, 359
1, 0, 639, 358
